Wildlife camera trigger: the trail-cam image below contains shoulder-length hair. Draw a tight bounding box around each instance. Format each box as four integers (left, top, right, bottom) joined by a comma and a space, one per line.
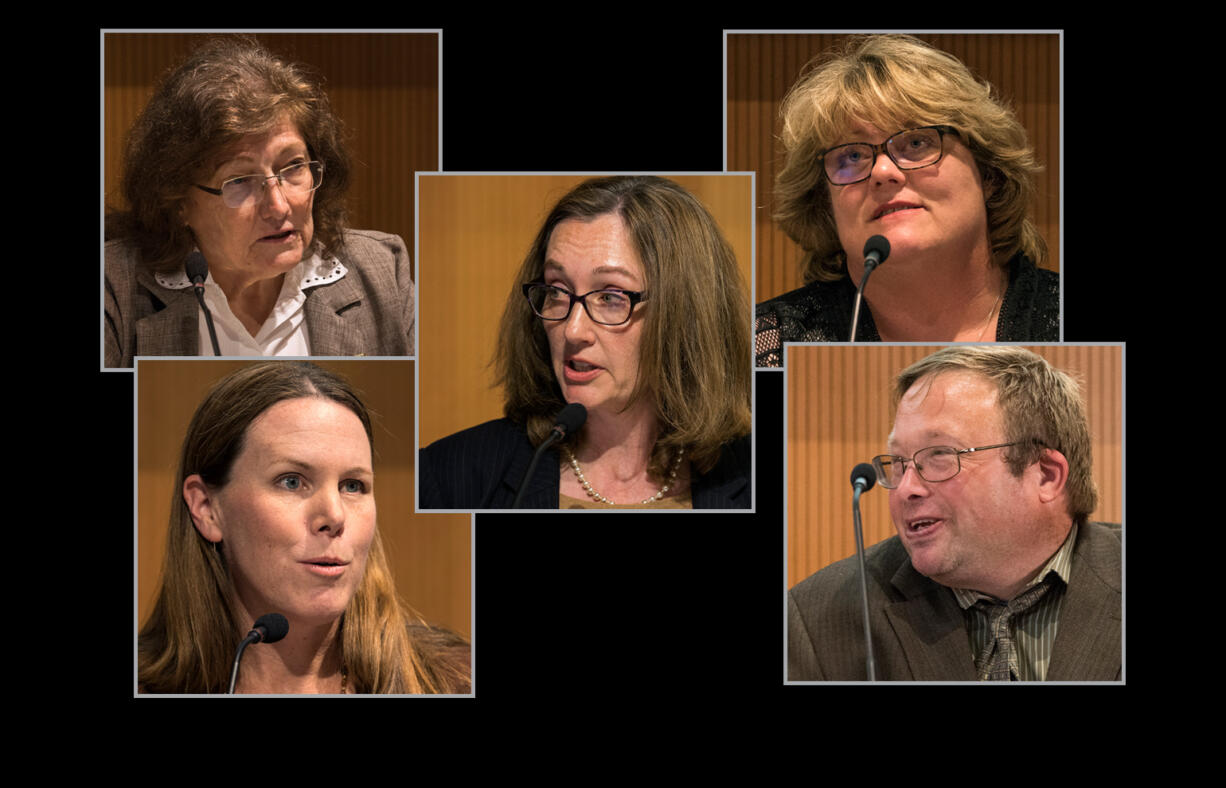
138, 362, 468, 694
107, 36, 352, 274
893, 346, 1097, 526
774, 34, 1046, 283
494, 176, 752, 478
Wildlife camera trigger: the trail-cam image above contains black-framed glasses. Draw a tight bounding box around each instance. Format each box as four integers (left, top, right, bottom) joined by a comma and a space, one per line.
871, 442, 1019, 489
522, 283, 646, 326
195, 160, 324, 209
820, 126, 951, 186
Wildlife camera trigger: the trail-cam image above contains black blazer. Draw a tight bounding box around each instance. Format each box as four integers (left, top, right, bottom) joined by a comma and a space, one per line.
419, 418, 751, 510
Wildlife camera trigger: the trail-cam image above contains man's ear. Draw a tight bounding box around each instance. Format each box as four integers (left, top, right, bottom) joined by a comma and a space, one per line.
1034, 448, 1069, 505
183, 474, 224, 543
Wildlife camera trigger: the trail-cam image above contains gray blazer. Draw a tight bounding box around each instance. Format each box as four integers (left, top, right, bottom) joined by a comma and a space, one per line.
104, 229, 415, 368
787, 520, 1122, 681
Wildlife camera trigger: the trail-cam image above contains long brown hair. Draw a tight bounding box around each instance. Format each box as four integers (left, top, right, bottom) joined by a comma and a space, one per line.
138, 362, 468, 693
494, 176, 751, 479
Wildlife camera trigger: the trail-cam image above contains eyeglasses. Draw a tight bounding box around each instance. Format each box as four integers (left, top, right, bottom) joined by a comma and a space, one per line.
522, 283, 646, 326
195, 160, 324, 209
871, 442, 1020, 489
820, 126, 951, 186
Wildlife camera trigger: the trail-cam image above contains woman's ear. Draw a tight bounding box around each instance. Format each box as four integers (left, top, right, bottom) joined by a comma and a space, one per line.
183, 474, 223, 543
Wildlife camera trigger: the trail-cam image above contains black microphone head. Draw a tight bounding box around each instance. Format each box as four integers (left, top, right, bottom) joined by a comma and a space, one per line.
862, 235, 890, 266
555, 402, 587, 436
185, 251, 209, 285
851, 462, 877, 492
253, 613, 289, 644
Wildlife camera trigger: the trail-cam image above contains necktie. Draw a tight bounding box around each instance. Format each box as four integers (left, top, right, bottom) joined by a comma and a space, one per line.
975, 578, 1052, 681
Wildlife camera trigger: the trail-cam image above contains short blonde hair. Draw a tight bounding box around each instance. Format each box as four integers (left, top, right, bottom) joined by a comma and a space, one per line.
774, 35, 1046, 283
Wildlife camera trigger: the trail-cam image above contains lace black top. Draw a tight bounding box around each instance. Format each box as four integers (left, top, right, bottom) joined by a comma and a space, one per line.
753, 253, 1059, 367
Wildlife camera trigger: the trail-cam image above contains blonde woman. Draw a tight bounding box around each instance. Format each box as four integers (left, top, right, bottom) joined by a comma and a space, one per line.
755, 35, 1057, 364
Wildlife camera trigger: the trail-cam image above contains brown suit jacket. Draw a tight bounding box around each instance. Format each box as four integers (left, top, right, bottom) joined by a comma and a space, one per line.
787, 520, 1122, 681
104, 229, 415, 368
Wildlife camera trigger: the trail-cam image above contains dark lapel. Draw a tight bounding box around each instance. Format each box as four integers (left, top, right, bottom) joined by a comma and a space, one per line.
884, 558, 978, 681
133, 270, 200, 357
498, 443, 560, 509
1047, 522, 1122, 681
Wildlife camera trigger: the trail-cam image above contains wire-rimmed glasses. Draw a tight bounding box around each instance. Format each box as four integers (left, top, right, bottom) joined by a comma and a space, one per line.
195, 160, 325, 208
820, 126, 951, 186
871, 442, 1020, 489
521, 283, 646, 326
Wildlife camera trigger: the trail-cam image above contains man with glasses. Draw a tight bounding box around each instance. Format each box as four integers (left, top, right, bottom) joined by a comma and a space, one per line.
788, 346, 1121, 681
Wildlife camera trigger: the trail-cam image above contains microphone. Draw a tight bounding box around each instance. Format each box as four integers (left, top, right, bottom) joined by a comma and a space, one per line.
848, 235, 890, 341
511, 403, 588, 508
249, 613, 289, 644
549, 402, 587, 442
185, 251, 222, 356
849, 463, 878, 681
851, 462, 876, 493
227, 613, 290, 693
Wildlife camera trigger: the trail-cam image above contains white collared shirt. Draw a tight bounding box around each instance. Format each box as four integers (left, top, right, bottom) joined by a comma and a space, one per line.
156, 252, 347, 357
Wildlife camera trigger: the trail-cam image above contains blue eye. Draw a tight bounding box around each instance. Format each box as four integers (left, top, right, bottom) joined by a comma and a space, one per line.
341, 479, 367, 494
278, 475, 304, 491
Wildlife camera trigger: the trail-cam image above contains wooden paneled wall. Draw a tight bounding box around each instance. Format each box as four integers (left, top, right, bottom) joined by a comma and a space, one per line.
727, 33, 1060, 304
136, 359, 470, 638
103, 32, 438, 273
416, 174, 754, 448
786, 344, 1122, 589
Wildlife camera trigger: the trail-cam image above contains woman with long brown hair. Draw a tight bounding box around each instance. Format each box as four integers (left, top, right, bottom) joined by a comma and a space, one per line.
139, 361, 468, 694
420, 176, 752, 510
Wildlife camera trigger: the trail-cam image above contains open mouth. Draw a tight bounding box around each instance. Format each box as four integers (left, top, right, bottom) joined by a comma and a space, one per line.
568, 360, 598, 372
260, 230, 295, 242
906, 518, 941, 535
873, 203, 922, 220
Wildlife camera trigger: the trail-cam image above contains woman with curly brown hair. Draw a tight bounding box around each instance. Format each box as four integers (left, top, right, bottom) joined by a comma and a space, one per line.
754, 35, 1058, 365
106, 37, 414, 368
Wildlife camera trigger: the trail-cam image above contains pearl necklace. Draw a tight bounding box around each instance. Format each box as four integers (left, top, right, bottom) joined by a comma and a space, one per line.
563, 445, 685, 504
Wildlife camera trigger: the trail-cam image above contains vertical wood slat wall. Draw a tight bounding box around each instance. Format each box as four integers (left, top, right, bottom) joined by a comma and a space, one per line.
728, 33, 1060, 305
137, 360, 471, 639
416, 174, 755, 449
103, 32, 439, 272
786, 344, 1122, 589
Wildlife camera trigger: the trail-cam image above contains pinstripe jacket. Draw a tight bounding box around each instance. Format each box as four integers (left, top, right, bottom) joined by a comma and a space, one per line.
419, 418, 752, 510
787, 520, 1122, 681
104, 229, 415, 368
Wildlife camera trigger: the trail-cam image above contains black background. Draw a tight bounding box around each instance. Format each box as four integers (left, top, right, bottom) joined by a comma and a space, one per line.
87, 23, 1144, 733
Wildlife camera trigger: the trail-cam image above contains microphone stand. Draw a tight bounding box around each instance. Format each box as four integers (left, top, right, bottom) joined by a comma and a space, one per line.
852, 480, 877, 681
848, 260, 879, 342
512, 427, 566, 509
192, 284, 222, 356
228, 630, 263, 694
